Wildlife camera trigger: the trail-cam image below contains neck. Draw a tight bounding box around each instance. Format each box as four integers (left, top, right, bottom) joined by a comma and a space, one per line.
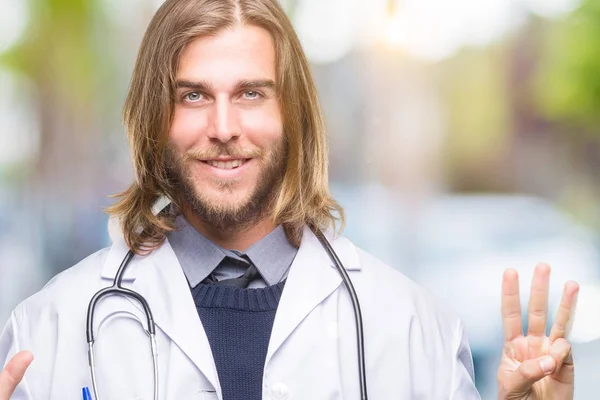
181, 203, 277, 251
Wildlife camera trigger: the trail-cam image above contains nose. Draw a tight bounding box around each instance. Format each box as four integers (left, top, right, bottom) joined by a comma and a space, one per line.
207, 97, 240, 143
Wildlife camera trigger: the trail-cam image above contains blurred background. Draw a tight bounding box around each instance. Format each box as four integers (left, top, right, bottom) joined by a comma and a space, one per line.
1, 0, 600, 397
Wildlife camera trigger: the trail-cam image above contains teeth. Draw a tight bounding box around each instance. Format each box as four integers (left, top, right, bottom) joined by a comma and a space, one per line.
207, 159, 243, 169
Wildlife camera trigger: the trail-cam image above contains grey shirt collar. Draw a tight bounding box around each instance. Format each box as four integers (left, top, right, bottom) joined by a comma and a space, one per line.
167, 214, 298, 287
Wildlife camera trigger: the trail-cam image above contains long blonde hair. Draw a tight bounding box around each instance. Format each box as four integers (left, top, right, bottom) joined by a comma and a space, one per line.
107, 0, 344, 254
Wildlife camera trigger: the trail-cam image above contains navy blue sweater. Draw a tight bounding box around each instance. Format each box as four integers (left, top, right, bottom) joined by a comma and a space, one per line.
191, 281, 285, 400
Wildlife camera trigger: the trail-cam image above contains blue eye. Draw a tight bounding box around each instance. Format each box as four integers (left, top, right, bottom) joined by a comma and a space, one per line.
185, 92, 202, 101
244, 91, 260, 99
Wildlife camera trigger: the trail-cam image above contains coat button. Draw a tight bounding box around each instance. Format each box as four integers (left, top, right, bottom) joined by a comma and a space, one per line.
270, 382, 289, 400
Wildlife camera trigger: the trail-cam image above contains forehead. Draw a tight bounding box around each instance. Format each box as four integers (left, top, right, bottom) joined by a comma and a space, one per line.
177, 24, 277, 84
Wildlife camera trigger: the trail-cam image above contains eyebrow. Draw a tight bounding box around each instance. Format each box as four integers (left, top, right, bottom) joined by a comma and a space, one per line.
174, 79, 277, 92
175, 80, 213, 92
234, 79, 276, 92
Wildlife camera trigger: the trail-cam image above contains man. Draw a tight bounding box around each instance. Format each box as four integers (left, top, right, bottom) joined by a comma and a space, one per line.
0, 0, 578, 399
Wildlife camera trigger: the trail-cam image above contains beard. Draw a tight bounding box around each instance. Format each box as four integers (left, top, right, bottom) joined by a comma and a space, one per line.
164, 138, 287, 233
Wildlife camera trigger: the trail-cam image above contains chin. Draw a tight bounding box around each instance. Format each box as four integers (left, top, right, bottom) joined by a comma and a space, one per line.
200, 191, 252, 211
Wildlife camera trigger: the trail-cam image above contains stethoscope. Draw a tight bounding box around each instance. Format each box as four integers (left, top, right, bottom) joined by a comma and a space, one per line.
85, 226, 368, 400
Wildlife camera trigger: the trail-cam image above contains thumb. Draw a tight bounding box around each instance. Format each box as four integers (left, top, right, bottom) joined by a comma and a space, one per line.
503, 356, 556, 395
0, 351, 34, 400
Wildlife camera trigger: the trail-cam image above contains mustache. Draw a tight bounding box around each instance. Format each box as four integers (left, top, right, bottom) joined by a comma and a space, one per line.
183, 144, 263, 161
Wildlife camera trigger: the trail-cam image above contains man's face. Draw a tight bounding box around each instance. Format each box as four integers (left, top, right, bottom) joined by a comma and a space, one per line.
167, 24, 286, 230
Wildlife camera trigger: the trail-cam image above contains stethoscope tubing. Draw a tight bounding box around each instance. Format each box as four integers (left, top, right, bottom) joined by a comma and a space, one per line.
311, 226, 368, 400
86, 250, 159, 400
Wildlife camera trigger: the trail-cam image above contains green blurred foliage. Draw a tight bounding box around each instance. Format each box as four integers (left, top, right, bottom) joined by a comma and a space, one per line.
0, 0, 111, 113
535, 0, 600, 134
436, 44, 514, 192
439, 45, 512, 163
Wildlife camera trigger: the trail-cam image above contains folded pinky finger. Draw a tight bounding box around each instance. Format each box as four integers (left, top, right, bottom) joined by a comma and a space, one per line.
550, 338, 573, 383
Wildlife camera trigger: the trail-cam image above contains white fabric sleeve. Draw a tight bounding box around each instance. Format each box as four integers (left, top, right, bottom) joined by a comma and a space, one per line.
450, 319, 482, 399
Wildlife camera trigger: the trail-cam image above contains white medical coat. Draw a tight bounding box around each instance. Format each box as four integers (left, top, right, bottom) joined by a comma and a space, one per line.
0, 226, 480, 399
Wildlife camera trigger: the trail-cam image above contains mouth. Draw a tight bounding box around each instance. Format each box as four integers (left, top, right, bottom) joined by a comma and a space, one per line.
201, 158, 250, 170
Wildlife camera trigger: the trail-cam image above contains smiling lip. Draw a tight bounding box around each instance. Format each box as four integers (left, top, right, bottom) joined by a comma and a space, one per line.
200, 158, 250, 171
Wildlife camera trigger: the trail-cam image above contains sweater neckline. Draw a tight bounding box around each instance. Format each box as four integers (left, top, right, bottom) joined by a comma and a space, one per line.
191, 280, 286, 311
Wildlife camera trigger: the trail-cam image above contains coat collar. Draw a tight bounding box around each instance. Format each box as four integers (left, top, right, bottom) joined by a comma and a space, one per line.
98, 225, 361, 394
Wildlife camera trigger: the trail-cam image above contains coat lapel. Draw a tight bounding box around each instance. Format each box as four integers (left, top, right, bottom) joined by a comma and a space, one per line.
100, 236, 221, 396
266, 226, 361, 364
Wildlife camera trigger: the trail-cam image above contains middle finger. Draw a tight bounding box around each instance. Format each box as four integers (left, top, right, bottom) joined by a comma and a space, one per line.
527, 263, 551, 337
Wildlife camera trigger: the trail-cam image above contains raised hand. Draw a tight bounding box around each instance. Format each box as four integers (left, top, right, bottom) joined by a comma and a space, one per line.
498, 264, 578, 399
0, 351, 33, 400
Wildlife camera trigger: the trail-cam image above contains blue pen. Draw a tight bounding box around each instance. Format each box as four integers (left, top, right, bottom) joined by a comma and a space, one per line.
82, 387, 92, 400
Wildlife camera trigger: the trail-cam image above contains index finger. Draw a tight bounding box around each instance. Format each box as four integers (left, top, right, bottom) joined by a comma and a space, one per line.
0, 351, 33, 400
502, 269, 523, 341
549, 280, 579, 342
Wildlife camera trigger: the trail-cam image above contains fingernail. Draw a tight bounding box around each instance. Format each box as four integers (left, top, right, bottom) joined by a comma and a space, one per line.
540, 356, 556, 374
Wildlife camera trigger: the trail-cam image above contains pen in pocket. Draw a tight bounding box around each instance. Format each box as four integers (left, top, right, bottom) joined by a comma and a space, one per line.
82, 386, 92, 400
